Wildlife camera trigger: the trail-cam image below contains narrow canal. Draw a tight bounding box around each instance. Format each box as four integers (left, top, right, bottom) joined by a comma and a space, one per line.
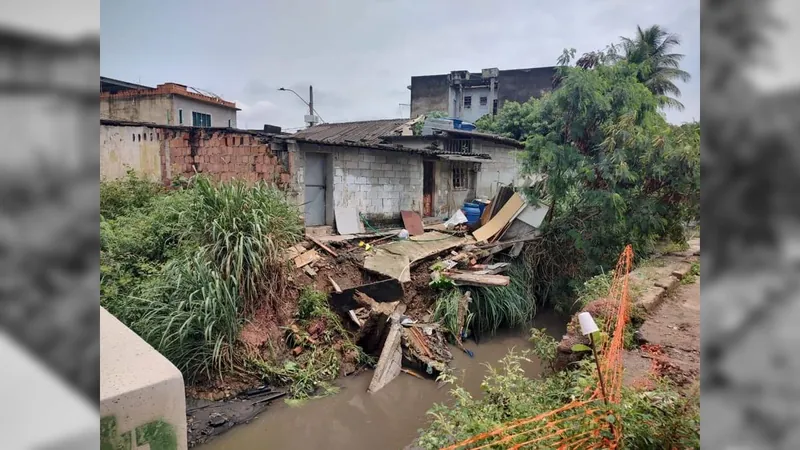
200, 311, 567, 450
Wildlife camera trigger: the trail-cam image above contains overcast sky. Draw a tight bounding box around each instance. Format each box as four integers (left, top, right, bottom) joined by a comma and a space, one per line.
90, 1, 699, 130
98, 1, 700, 130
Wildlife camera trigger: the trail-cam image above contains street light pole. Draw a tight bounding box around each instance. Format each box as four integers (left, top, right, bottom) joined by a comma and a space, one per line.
278, 86, 325, 128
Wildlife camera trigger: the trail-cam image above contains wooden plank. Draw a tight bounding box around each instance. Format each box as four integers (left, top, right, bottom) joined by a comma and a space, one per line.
306, 234, 338, 257
329, 278, 405, 312
367, 320, 403, 393
445, 272, 510, 287
400, 210, 425, 236
478, 202, 493, 226
293, 249, 321, 269
472, 192, 526, 242
328, 276, 342, 293
283, 242, 309, 262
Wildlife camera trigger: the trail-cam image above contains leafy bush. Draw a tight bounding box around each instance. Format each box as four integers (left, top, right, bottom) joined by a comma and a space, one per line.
529, 328, 558, 371
471, 263, 536, 334
416, 351, 700, 449
682, 261, 700, 284
100, 169, 164, 220
484, 40, 699, 312
573, 270, 613, 313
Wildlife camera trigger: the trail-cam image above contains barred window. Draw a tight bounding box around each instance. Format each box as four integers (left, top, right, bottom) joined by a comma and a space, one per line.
452, 162, 471, 190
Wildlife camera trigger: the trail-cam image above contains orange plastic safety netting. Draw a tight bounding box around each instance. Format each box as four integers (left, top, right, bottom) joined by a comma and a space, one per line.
441, 245, 634, 450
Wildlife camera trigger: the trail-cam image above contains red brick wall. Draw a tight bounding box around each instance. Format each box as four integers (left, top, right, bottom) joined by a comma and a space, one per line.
155, 127, 290, 186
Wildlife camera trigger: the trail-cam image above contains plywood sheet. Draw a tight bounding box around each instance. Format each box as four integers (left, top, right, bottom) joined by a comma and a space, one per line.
516, 204, 550, 228
400, 210, 424, 236
472, 193, 526, 242
363, 231, 470, 282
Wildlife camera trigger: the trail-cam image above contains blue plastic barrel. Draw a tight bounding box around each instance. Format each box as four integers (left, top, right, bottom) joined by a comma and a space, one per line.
463, 202, 481, 225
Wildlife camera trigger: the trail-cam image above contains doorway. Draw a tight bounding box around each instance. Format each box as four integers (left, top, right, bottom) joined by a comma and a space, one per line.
423, 160, 434, 217
304, 152, 327, 226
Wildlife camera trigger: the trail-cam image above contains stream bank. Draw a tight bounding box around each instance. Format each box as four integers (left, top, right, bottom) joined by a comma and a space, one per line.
193, 311, 567, 450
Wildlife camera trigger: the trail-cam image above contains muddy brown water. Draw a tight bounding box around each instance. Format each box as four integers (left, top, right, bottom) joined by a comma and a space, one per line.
199, 311, 567, 450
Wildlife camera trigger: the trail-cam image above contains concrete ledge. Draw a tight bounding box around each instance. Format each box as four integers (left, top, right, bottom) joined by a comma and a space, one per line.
100, 307, 187, 450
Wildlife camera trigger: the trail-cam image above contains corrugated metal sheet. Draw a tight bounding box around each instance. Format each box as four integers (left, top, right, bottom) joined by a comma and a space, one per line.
291, 118, 413, 146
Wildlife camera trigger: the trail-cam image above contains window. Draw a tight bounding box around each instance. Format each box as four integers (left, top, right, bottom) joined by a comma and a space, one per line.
480, 96, 488, 106
463, 95, 472, 109
178, 109, 183, 125
192, 111, 211, 127
452, 162, 471, 190
492, 99, 498, 115
444, 138, 472, 154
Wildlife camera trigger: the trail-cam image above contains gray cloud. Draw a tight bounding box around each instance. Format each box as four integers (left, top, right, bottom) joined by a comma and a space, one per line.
100, 0, 699, 129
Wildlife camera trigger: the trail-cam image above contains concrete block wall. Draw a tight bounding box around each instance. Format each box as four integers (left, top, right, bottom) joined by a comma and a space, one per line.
290, 143, 425, 224
100, 307, 187, 450
333, 147, 424, 220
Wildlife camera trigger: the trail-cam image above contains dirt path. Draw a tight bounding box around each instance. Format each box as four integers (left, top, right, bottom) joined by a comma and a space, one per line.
623, 279, 700, 388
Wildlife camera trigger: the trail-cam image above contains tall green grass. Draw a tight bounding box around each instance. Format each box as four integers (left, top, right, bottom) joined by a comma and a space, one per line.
188, 176, 304, 314
101, 174, 304, 382
471, 263, 537, 334
130, 250, 241, 381
433, 288, 474, 340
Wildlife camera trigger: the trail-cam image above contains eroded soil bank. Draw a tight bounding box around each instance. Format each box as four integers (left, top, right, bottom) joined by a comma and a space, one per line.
196, 311, 566, 450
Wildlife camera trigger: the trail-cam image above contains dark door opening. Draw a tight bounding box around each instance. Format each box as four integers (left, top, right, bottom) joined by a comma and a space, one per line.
423, 161, 434, 217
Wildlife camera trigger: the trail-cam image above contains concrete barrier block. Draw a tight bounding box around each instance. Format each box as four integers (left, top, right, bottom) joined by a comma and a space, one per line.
100, 307, 187, 450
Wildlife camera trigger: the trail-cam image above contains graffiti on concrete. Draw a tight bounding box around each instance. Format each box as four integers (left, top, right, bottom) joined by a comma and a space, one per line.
101, 415, 178, 450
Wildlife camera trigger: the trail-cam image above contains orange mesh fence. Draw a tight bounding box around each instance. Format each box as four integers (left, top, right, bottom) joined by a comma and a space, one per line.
442, 245, 634, 450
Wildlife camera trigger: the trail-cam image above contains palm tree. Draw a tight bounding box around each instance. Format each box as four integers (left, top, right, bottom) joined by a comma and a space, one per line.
620, 25, 691, 110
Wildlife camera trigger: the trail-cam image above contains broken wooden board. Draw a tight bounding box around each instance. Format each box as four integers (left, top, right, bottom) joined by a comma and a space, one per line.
472, 193, 526, 242
445, 272, 510, 287
363, 231, 471, 282
283, 242, 309, 262
293, 249, 321, 268
368, 320, 403, 394
334, 207, 363, 235
306, 234, 338, 257
400, 210, 425, 236
516, 203, 549, 228
329, 278, 404, 312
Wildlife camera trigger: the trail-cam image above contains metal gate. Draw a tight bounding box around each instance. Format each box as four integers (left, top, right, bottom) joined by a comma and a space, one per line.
304, 152, 326, 226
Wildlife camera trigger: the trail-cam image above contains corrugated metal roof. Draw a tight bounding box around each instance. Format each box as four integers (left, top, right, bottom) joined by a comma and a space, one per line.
291, 118, 413, 146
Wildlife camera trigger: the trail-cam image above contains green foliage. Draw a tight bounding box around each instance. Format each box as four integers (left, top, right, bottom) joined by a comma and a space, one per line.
433, 288, 473, 340
188, 176, 304, 313
682, 261, 700, 284
573, 270, 613, 312
416, 351, 699, 449
100, 174, 304, 383
128, 251, 242, 381
528, 328, 558, 371
100, 169, 165, 220
500, 42, 699, 311
471, 263, 536, 334
251, 348, 341, 402
253, 287, 364, 402
618, 25, 692, 111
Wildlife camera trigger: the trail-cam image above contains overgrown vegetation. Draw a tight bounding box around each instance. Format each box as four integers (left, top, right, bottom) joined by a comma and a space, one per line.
251, 287, 366, 403
416, 349, 699, 449
100, 172, 304, 383
477, 25, 699, 314
471, 263, 536, 335
433, 288, 473, 341
682, 261, 700, 284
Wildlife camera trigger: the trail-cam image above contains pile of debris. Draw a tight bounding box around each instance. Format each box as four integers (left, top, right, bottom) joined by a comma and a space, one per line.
277, 186, 549, 393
